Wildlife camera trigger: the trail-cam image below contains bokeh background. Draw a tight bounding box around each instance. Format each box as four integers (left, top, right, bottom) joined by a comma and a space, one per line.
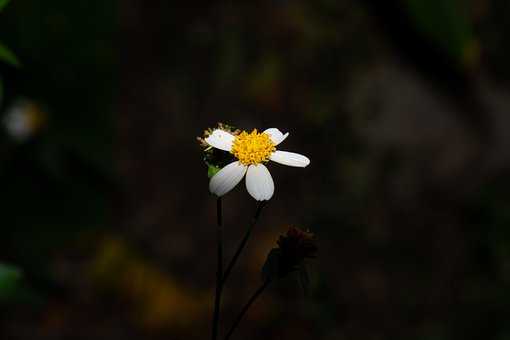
2, 0, 510, 339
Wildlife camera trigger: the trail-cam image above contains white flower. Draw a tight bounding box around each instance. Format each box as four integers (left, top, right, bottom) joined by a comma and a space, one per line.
205, 127, 310, 201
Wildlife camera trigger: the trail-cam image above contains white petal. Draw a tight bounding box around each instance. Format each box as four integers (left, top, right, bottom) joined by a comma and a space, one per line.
205, 129, 235, 151
245, 164, 274, 201
263, 128, 289, 145
209, 161, 247, 196
270, 150, 310, 167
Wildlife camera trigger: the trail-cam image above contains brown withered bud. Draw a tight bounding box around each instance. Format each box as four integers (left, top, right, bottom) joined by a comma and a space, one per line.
278, 227, 317, 262
277, 227, 317, 274
262, 227, 317, 281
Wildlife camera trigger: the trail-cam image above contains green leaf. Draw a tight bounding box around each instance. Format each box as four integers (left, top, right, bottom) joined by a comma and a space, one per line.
0, 263, 23, 300
0, 42, 20, 67
0, 0, 10, 12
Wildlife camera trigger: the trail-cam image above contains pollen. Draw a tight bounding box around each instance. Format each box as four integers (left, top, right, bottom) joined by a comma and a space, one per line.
231, 129, 276, 165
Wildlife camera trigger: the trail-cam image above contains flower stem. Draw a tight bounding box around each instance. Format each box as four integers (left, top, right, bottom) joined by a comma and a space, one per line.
222, 201, 265, 284
212, 197, 223, 340
223, 279, 272, 340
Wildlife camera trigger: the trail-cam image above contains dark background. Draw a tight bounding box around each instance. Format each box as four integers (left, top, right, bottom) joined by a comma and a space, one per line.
2, 1, 510, 339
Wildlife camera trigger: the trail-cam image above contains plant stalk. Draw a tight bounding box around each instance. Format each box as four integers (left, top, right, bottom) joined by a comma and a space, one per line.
222, 201, 265, 284
211, 197, 223, 340
224, 279, 272, 340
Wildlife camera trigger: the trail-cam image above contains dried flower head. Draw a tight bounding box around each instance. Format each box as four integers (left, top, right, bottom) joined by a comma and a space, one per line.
277, 227, 317, 263
262, 227, 317, 281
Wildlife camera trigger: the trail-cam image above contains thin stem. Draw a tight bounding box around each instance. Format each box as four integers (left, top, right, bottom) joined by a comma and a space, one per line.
212, 197, 223, 340
223, 279, 272, 340
222, 201, 266, 284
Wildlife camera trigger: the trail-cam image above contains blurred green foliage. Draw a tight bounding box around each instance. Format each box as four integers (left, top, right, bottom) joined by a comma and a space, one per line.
0, 0, 17, 104
0, 263, 22, 301
0, 43, 19, 67
0, 0, 116, 288
0, 0, 10, 12
404, 0, 478, 68
0, 0, 18, 69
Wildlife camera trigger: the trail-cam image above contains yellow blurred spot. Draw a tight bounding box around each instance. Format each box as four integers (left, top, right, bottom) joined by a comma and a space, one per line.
90, 236, 210, 331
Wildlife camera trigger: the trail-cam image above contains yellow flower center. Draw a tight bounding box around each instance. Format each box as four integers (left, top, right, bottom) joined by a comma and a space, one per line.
231, 129, 275, 165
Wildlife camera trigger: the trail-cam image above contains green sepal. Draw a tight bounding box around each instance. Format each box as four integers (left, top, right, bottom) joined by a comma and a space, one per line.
207, 163, 221, 178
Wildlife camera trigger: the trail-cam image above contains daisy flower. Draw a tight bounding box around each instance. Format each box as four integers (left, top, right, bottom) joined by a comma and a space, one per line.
205, 127, 310, 201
